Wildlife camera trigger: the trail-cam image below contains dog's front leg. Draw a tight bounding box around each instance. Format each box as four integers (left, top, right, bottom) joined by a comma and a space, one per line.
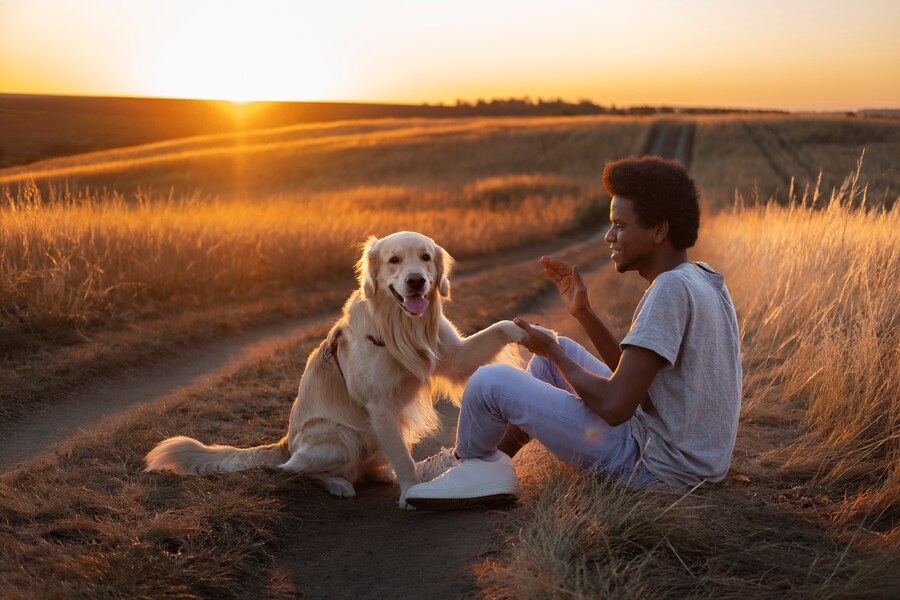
441, 320, 527, 379
365, 403, 419, 510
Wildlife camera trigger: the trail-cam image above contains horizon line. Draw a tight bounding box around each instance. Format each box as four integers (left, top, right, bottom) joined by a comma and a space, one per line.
2, 90, 897, 114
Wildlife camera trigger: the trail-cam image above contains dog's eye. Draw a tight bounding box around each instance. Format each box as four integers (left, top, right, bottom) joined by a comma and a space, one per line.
389, 256, 400, 264
422, 254, 431, 262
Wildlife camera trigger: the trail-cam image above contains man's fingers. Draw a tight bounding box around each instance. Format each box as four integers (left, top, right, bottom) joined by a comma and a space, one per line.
513, 318, 533, 331
541, 256, 572, 276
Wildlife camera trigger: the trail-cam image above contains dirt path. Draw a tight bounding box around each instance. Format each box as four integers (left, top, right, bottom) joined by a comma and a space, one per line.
0, 316, 332, 471
642, 121, 696, 168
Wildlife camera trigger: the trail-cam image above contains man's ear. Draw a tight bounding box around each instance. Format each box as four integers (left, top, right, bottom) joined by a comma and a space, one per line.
435, 245, 454, 299
356, 236, 380, 298
653, 220, 670, 244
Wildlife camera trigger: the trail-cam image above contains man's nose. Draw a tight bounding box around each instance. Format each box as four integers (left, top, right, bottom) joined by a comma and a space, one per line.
406, 274, 426, 291
605, 226, 616, 243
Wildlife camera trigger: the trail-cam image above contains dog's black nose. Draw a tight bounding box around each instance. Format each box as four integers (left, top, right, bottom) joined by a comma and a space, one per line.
406, 274, 426, 291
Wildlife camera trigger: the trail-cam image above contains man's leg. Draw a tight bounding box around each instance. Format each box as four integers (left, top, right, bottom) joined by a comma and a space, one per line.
455, 339, 634, 472
495, 337, 619, 461
406, 339, 636, 508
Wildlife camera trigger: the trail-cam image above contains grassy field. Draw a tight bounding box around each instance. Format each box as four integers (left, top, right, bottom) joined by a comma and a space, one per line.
1, 108, 899, 597
1, 178, 896, 598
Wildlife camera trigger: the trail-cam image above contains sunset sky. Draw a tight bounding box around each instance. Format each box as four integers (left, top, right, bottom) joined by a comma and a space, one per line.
1, 0, 898, 111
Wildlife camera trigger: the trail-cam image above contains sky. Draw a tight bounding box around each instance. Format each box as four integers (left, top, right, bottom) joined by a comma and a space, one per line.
1, 0, 898, 111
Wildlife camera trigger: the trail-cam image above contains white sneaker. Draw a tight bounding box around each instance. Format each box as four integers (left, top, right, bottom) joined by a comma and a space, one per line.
405, 451, 520, 511
415, 447, 460, 483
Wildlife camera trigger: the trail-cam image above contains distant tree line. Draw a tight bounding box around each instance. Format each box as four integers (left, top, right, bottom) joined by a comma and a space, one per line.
421, 97, 786, 117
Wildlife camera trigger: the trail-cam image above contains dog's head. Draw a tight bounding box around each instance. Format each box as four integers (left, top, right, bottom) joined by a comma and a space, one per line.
357, 231, 453, 316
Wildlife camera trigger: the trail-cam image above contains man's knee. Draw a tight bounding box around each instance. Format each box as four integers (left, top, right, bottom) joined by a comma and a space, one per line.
557, 336, 583, 354
463, 364, 518, 408
469, 363, 517, 391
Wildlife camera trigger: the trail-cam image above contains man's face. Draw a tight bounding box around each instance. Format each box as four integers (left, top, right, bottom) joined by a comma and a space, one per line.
604, 196, 658, 273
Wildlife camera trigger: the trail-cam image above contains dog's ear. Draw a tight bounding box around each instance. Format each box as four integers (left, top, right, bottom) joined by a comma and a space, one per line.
357, 236, 380, 299
435, 244, 454, 299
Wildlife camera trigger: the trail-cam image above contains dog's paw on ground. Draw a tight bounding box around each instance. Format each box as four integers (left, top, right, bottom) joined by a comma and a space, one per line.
322, 477, 356, 498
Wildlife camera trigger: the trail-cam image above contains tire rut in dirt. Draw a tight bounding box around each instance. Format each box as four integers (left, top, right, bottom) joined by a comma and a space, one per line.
641, 121, 696, 169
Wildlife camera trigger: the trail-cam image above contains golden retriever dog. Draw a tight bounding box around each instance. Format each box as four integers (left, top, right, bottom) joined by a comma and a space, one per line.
145, 231, 526, 509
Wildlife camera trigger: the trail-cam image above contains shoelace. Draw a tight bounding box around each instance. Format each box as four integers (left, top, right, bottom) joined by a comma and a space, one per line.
417, 447, 458, 481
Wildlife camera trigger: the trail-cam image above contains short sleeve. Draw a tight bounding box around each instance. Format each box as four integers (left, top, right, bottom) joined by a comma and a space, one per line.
620, 274, 690, 367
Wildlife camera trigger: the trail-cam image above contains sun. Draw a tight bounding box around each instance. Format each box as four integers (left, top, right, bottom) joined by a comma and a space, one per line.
130, 2, 346, 104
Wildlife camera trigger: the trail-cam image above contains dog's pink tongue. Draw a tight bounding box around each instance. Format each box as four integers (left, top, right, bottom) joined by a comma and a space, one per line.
403, 295, 430, 315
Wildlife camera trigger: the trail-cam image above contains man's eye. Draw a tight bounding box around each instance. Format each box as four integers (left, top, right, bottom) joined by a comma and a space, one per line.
422, 254, 431, 261
389, 256, 400, 264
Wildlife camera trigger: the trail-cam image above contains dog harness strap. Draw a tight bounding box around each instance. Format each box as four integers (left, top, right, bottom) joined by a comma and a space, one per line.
325, 329, 345, 380
366, 334, 386, 347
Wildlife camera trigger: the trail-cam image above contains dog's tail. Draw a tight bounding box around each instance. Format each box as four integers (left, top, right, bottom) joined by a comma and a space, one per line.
144, 435, 290, 474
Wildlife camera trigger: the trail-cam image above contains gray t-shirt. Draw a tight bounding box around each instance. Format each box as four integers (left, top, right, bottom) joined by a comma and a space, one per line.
621, 261, 742, 487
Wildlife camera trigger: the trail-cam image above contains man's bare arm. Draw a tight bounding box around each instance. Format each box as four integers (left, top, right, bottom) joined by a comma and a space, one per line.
540, 256, 622, 369
571, 306, 623, 371
515, 318, 665, 426
549, 344, 666, 426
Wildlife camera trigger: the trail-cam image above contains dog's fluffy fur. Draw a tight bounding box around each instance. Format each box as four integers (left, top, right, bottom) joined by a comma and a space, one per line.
145, 231, 526, 508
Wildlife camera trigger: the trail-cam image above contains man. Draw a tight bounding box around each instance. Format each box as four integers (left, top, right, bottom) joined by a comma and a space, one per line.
405, 157, 742, 510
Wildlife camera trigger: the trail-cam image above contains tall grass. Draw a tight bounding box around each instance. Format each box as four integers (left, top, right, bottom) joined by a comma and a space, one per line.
696, 167, 900, 494
0, 176, 600, 354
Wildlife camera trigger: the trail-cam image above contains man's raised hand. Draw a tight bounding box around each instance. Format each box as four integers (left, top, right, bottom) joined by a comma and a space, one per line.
540, 256, 590, 317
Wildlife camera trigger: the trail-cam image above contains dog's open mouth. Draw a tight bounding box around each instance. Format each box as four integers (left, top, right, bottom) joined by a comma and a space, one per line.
390, 285, 430, 316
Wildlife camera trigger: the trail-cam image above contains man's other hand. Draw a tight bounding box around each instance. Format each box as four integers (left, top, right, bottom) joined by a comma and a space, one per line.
540, 256, 590, 317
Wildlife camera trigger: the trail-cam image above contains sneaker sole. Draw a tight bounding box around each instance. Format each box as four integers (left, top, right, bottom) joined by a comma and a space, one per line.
406, 493, 518, 511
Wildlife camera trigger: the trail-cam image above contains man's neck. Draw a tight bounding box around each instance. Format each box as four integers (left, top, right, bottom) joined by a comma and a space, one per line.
639, 249, 690, 283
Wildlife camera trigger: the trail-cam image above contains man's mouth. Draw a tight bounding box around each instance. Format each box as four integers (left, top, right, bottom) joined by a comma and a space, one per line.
390, 285, 430, 316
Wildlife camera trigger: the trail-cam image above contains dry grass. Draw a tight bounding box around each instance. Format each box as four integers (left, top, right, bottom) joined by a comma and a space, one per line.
484, 449, 900, 600
0, 177, 598, 354
696, 163, 900, 503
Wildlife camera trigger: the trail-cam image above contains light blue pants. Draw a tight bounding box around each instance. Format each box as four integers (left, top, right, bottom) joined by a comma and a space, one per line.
455, 337, 657, 484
